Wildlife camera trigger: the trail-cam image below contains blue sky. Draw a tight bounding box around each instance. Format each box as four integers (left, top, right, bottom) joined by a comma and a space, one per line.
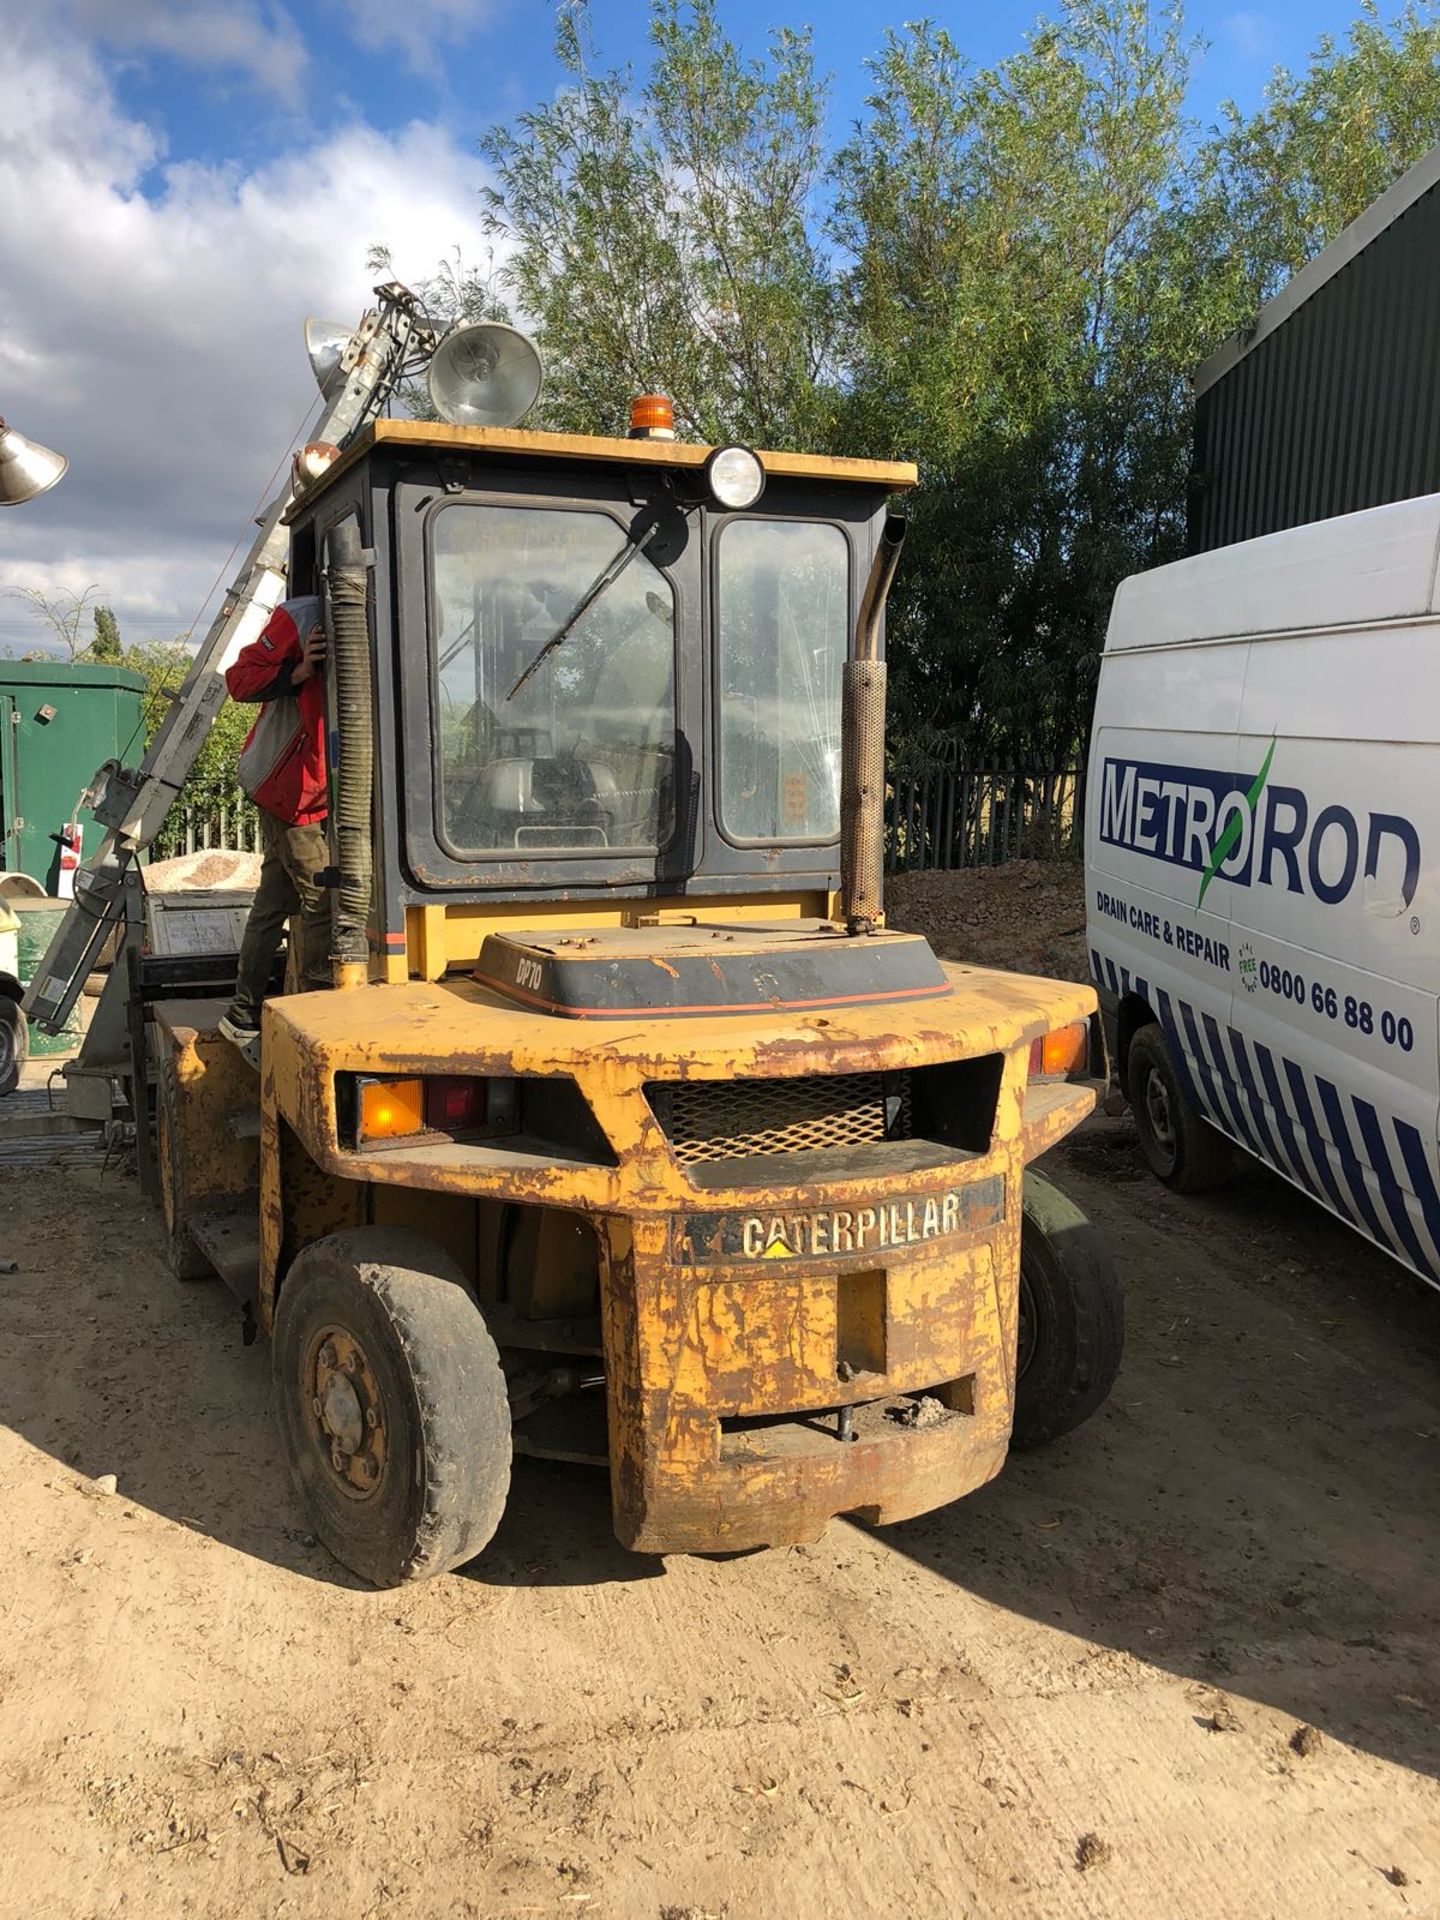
0, 0, 1387, 655
109, 0, 1364, 190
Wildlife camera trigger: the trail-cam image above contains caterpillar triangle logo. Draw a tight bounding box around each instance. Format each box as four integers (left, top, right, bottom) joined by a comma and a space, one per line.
761, 1236, 795, 1260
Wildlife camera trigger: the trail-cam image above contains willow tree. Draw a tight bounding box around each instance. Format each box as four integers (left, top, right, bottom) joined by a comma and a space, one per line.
830, 1, 1215, 763
1193, 0, 1440, 320
835, 0, 1440, 763
477, 0, 836, 446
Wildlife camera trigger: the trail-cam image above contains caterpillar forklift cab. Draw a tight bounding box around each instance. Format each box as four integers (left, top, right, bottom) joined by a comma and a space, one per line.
42, 298, 1121, 1586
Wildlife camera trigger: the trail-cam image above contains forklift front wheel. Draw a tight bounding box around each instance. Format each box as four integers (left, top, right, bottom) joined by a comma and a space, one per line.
273, 1228, 512, 1587
1010, 1172, 1124, 1451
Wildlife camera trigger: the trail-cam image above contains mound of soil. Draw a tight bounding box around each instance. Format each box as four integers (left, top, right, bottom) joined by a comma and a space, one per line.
885, 859, 1089, 983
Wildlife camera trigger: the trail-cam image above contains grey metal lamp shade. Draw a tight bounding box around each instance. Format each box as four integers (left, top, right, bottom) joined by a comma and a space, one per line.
0, 419, 67, 506
427, 322, 543, 429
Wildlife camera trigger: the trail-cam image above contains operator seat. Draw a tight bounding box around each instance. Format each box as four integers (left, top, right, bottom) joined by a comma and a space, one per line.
462, 753, 618, 849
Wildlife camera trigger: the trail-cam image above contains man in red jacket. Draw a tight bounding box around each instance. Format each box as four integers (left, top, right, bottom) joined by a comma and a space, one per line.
218, 593, 332, 1048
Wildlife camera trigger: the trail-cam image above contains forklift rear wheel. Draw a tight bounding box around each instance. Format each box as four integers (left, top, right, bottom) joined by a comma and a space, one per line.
1127, 1021, 1233, 1193
0, 997, 27, 1098
1010, 1172, 1123, 1451
273, 1227, 512, 1587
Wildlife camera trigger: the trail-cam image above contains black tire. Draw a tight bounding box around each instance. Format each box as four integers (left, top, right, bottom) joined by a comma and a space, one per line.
272, 1227, 512, 1587
1127, 1021, 1233, 1193
0, 997, 26, 1098
157, 1057, 212, 1281
1010, 1172, 1124, 1451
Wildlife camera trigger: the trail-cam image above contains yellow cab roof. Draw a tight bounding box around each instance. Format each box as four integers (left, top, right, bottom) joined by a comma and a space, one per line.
285, 419, 917, 521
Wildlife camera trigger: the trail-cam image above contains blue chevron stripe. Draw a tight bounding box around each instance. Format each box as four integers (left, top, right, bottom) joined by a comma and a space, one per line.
1090, 940, 1440, 1288
1313, 1075, 1399, 1257
1394, 1120, 1440, 1270
1280, 1057, 1354, 1221
1227, 1025, 1294, 1184
1250, 1039, 1325, 1205
1179, 996, 1236, 1133
1201, 1009, 1265, 1156
1154, 986, 1214, 1122
1351, 1099, 1433, 1275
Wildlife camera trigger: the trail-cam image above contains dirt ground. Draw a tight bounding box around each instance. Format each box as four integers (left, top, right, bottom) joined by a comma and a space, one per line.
887, 860, 1090, 982
2, 1108, 1439, 1920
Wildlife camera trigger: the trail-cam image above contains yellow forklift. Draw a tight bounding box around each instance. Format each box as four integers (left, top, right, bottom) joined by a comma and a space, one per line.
30, 294, 1121, 1585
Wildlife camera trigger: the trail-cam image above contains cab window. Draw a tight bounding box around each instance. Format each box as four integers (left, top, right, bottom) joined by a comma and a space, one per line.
430, 503, 677, 856
716, 519, 849, 844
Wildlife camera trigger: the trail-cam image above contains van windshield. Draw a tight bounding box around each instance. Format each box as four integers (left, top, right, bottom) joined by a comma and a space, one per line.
430, 503, 677, 856
716, 518, 849, 844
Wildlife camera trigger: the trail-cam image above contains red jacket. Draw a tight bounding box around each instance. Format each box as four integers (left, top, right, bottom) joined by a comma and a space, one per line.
227, 596, 328, 825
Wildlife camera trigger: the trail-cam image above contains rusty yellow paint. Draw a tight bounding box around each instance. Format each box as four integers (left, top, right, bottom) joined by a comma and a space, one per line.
371, 1184, 480, 1278
287, 419, 919, 521
307, 1324, 389, 1496
159, 944, 1096, 1548
835, 1267, 887, 1375
155, 1001, 261, 1218
239, 954, 1097, 1551
262, 962, 1091, 1201
258, 1067, 284, 1333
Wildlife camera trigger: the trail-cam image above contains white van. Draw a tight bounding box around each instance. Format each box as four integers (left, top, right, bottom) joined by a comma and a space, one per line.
1085, 493, 1440, 1290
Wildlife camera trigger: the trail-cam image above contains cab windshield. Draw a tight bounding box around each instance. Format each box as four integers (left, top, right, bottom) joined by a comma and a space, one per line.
431, 503, 677, 855
716, 518, 849, 843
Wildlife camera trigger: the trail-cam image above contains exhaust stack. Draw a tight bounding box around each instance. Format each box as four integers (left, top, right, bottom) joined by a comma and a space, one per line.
839, 511, 907, 936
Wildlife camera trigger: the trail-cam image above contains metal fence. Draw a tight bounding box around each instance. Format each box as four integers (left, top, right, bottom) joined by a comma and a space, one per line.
152, 802, 263, 860
161, 762, 1086, 875
885, 763, 1084, 873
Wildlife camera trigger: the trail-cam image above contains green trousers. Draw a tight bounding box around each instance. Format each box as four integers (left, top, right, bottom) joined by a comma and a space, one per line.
228, 810, 332, 1027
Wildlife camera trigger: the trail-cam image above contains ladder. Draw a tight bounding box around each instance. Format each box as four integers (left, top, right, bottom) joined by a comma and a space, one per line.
21, 283, 431, 1112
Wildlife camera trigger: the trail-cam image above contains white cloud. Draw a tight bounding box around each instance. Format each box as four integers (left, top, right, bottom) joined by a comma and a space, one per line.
58, 0, 309, 105
337, 0, 508, 76
0, 20, 496, 659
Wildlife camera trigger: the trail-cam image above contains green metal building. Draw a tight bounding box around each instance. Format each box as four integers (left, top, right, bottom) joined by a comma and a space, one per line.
1190, 143, 1440, 553
0, 660, 146, 891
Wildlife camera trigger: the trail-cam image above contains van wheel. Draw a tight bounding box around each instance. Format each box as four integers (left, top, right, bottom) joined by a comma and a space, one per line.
1127, 1022, 1233, 1193
1011, 1174, 1123, 1450
272, 1228, 511, 1587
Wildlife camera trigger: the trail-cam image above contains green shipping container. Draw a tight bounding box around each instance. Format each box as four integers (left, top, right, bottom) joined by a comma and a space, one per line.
0, 661, 146, 891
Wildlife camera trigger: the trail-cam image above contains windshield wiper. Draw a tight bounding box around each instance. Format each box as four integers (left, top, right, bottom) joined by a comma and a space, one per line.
506, 514, 667, 703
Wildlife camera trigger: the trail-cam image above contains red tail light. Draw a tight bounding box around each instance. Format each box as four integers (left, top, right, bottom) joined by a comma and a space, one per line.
424, 1076, 490, 1131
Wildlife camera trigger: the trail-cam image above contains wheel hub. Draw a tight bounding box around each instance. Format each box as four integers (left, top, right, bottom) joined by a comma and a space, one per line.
1143, 1066, 1175, 1152
306, 1327, 387, 1498
321, 1371, 365, 1454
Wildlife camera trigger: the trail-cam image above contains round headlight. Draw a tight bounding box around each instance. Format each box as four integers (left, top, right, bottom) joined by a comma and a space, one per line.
705, 444, 766, 511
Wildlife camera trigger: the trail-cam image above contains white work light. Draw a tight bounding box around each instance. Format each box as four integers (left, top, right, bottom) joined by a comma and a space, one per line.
304, 317, 354, 398
428, 322, 544, 430
0, 418, 67, 506
705, 444, 765, 511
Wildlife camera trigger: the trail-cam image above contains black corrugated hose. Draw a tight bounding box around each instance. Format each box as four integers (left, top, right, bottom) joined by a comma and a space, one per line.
324, 515, 373, 969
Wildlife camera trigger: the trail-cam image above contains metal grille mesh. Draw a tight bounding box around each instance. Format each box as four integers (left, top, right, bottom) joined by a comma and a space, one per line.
651, 1072, 912, 1166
